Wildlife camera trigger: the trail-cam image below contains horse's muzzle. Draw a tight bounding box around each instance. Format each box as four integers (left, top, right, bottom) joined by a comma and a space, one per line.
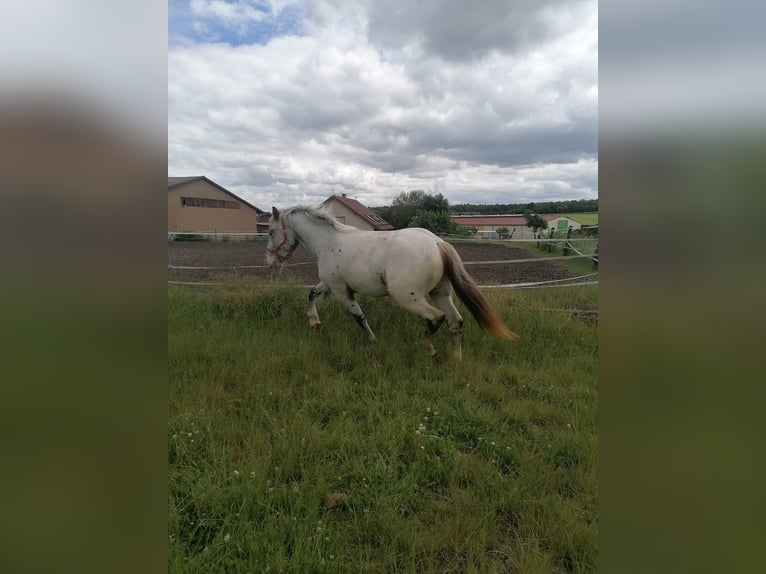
266, 254, 281, 269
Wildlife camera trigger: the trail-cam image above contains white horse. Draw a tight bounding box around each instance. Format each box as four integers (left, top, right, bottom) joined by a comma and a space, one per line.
265, 206, 518, 361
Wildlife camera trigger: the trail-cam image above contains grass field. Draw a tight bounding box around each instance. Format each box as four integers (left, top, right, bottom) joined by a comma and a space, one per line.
169, 282, 598, 573
562, 213, 598, 226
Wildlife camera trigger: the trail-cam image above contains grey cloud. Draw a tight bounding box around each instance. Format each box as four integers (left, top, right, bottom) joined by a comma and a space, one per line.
453, 121, 598, 167
354, 90, 596, 170
366, 0, 588, 61
169, 1, 597, 206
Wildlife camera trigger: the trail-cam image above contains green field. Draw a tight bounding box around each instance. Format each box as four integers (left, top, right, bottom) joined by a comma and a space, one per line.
563, 213, 598, 226
169, 282, 598, 572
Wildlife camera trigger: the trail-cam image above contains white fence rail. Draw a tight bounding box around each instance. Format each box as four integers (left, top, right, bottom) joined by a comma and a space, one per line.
168, 233, 599, 290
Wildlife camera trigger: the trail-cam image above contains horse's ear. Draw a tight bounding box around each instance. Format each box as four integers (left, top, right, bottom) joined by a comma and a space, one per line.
272, 206, 280, 220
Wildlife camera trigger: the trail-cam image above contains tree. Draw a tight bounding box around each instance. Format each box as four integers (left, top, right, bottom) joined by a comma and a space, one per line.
420, 192, 450, 214
409, 210, 463, 235
388, 190, 427, 228
524, 209, 548, 234
450, 198, 597, 216
386, 190, 474, 235
373, 205, 393, 224
386, 190, 463, 234
496, 226, 509, 239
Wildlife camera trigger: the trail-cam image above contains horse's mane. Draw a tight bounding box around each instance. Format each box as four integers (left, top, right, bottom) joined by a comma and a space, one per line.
284, 205, 357, 232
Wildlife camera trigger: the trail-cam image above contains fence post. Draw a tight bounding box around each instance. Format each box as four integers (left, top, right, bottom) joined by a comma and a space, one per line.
564, 227, 572, 256
547, 227, 554, 252
593, 241, 599, 269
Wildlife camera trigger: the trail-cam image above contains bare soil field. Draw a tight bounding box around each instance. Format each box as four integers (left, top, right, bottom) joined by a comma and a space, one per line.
168, 239, 576, 285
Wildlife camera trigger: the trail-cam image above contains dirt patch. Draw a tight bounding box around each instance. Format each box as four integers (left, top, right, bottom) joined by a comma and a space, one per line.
168, 239, 575, 285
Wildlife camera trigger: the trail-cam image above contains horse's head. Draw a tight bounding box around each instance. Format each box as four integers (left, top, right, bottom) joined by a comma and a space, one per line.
265, 206, 299, 268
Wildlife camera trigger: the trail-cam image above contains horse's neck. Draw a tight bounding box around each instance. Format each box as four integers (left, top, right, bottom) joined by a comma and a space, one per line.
290, 212, 339, 256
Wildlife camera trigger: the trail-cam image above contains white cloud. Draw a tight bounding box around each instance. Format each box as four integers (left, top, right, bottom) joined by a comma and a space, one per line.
190, 0, 268, 26
169, 0, 598, 208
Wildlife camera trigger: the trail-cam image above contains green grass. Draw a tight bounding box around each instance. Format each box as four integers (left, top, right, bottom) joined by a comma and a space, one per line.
169, 282, 598, 573
562, 213, 598, 226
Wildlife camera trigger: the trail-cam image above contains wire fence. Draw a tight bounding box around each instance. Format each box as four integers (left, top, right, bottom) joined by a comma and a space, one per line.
168, 241, 599, 290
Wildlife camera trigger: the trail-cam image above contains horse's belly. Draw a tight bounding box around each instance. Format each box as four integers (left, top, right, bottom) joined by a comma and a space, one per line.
348, 276, 389, 297
317, 257, 389, 297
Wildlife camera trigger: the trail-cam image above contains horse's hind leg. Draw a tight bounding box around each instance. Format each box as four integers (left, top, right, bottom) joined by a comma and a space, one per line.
333, 286, 377, 342
390, 289, 447, 358
421, 314, 446, 358
429, 280, 464, 361
308, 281, 329, 330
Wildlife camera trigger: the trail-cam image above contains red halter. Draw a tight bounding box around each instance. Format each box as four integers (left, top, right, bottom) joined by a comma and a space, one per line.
265, 217, 298, 263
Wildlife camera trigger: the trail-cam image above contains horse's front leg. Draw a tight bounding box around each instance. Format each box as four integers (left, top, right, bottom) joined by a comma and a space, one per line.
334, 286, 377, 342
308, 281, 328, 330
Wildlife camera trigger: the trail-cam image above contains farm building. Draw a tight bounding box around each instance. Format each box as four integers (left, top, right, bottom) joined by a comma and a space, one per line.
168, 176, 268, 234
547, 216, 582, 232
451, 214, 581, 239
321, 193, 394, 231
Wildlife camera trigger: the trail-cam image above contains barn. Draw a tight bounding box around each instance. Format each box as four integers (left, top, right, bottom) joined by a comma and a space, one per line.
320, 193, 394, 231
451, 214, 580, 239
547, 216, 582, 233
168, 176, 268, 235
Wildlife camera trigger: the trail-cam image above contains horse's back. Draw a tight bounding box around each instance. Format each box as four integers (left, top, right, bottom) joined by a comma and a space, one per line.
377, 228, 445, 292
325, 227, 444, 296
381, 227, 442, 260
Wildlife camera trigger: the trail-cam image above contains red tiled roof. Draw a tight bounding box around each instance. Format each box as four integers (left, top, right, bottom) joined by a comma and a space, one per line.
322, 195, 394, 231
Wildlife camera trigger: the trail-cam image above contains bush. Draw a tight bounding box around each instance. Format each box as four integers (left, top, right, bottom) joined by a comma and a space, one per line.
173, 233, 207, 242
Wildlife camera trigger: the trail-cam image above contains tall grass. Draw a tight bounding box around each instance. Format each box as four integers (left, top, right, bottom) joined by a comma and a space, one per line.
169, 282, 597, 573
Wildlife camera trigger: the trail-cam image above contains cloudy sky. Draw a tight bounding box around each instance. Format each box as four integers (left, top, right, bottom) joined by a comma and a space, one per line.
168, 0, 597, 209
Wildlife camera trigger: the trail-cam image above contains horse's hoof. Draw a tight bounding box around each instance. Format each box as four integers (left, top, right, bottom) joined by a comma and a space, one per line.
309, 322, 321, 331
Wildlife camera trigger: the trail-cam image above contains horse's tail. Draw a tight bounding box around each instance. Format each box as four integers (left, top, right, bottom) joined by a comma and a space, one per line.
438, 241, 520, 341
